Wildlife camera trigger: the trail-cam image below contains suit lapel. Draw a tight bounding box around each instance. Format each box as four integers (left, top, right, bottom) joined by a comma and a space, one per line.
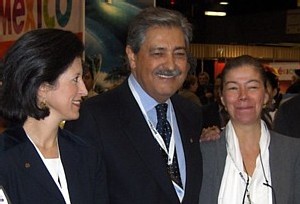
172, 100, 194, 184
58, 131, 85, 203
172, 97, 203, 203
119, 83, 180, 203
19, 140, 64, 202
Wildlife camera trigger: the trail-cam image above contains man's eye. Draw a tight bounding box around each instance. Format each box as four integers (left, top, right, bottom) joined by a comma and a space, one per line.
152, 52, 163, 56
175, 52, 186, 56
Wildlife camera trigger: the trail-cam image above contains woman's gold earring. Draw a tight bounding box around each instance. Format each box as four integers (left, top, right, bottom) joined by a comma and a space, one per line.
40, 100, 48, 109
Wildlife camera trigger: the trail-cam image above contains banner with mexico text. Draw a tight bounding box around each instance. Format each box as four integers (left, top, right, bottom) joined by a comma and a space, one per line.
0, 0, 84, 58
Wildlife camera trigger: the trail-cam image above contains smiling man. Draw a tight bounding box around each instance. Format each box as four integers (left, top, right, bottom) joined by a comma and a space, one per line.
65, 7, 203, 204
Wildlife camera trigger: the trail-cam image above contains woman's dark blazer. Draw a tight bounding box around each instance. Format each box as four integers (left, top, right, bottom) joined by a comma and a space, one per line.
0, 126, 108, 204
199, 130, 300, 204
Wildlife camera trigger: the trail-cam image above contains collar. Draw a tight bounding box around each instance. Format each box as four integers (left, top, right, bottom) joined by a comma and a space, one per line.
128, 74, 171, 112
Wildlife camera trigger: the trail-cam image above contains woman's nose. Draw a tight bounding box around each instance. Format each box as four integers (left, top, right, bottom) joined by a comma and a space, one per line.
239, 88, 247, 101
80, 80, 88, 96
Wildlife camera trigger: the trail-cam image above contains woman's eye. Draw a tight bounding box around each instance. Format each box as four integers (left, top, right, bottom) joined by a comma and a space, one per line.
73, 77, 79, 83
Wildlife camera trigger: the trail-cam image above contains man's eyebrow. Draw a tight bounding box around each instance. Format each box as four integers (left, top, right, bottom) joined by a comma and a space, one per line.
149, 47, 165, 52
149, 46, 187, 52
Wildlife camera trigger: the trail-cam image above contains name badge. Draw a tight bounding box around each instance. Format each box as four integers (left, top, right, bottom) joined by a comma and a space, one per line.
0, 186, 11, 204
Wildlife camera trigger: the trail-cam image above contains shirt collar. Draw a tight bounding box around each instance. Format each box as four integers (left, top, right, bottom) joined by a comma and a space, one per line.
128, 74, 171, 112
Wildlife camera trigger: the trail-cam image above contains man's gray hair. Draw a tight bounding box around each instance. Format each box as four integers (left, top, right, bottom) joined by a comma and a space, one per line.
126, 7, 193, 54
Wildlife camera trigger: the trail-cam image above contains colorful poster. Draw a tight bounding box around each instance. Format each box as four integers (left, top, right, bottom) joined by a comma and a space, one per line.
85, 0, 154, 73
269, 62, 300, 81
0, 0, 84, 58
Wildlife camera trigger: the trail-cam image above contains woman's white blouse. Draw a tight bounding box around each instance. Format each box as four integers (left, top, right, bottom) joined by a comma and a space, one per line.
218, 120, 273, 204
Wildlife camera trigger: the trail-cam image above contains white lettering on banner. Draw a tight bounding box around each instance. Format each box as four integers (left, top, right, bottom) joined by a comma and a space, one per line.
0, 0, 83, 41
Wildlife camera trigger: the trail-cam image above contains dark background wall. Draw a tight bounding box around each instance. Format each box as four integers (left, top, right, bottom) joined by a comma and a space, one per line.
156, 0, 300, 45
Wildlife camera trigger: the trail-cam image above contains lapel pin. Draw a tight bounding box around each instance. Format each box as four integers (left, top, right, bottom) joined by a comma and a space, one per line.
190, 138, 194, 143
24, 162, 31, 168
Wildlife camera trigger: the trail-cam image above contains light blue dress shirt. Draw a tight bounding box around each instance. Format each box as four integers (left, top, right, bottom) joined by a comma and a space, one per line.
128, 74, 186, 196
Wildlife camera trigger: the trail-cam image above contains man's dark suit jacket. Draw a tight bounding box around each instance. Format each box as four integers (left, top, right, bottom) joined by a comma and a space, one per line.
0, 126, 108, 204
274, 94, 300, 138
65, 81, 203, 204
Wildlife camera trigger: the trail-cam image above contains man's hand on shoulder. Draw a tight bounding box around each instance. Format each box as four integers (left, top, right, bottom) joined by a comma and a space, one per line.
200, 126, 221, 142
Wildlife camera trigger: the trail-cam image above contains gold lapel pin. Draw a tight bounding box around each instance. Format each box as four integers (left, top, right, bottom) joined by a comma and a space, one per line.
24, 162, 31, 168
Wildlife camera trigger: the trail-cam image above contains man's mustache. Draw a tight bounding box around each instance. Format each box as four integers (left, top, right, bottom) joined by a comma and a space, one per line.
154, 69, 182, 77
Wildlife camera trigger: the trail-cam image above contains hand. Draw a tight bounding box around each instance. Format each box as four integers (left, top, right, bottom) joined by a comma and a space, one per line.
205, 92, 213, 98
200, 125, 221, 142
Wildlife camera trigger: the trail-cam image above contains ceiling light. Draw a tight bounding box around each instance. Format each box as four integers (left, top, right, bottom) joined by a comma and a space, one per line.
219, 2, 229, 5
204, 11, 227, 16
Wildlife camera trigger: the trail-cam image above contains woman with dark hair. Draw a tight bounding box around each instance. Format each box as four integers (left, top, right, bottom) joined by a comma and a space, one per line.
261, 68, 282, 129
0, 29, 108, 204
199, 55, 300, 204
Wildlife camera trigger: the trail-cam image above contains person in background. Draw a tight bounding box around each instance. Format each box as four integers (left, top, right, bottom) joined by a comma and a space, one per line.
200, 74, 228, 142
285, 69, 300, 94
0, 117, 7, 133
203, 74, 229, 128
0, 28, 108, 204
0, 60, 8, 134
261, 68, 282, 129
199, 55, 300, 204
82, 61, 98, 99
273, 93, 300, 138
65, 7, 203, 204
103, 67, 131, 90
178, 74, 202, 106
196, 71, 214, 105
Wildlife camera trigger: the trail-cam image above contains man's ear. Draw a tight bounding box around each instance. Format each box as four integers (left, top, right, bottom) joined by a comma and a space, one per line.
126, 45, 136, 70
